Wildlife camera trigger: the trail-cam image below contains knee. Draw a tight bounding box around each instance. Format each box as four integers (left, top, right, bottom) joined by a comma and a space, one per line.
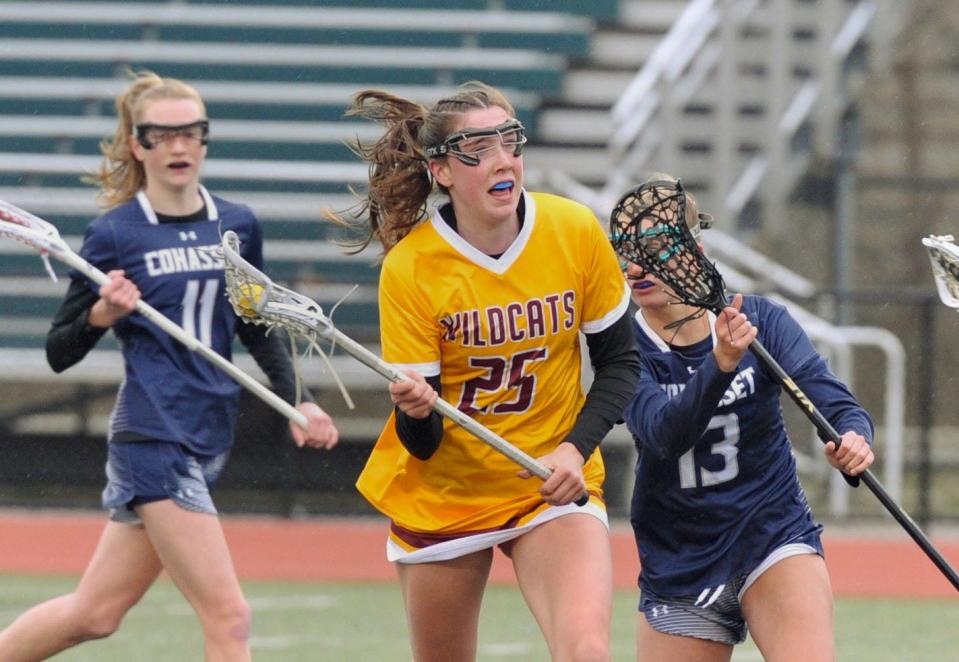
202, 597, 252, 643
561, 636, 609, 662
577, 642, 610, 662
229, 599, 253, 639
71, 598, 128, 641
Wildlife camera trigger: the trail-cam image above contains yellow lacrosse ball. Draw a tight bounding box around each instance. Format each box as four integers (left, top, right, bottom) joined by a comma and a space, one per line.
236, 283, 265, 317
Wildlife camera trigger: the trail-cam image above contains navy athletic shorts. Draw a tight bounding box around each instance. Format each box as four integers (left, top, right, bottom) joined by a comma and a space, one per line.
639, 541, 821, 644
102, 440, 228, 524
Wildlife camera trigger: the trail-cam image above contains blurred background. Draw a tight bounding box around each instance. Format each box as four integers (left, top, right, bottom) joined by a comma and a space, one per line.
0, 0, 956, 528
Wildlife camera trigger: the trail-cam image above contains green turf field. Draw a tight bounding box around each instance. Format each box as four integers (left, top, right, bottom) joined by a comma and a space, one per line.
1, 575, 956, 660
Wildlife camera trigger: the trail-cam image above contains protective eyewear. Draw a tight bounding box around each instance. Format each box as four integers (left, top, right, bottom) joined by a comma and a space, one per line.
134, 120, 210, 150
610, 179, 713, 243
610, 226, 685, 270
426, 119, 527, 166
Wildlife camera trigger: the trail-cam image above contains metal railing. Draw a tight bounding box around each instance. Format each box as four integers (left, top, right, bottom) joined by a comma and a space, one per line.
595, 0, 905, 230
546, 0, 911, 517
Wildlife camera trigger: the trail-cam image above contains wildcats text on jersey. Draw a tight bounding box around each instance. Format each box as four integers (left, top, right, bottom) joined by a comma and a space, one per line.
144, 243, 224, 276
439, 291, 576, 348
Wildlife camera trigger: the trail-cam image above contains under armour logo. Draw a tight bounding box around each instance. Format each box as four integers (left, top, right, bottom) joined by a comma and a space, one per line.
651, 605, 670, 618
179, 231, 198, 241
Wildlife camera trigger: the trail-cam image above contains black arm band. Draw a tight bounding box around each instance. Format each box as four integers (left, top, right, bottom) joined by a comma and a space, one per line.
565, 312, 641, 460
395, 374, 444, 460
46, 278, 108, 373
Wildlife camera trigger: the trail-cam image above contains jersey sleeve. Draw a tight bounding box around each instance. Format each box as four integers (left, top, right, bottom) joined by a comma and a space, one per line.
378, 255, 441, 376
757, 298, 874, 442
626, 352, 738, 460
580, 212, 630, 334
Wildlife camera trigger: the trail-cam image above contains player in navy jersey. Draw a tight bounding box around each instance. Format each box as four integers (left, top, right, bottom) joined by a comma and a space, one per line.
0, 72, 338, 662
615, 175, 874, 661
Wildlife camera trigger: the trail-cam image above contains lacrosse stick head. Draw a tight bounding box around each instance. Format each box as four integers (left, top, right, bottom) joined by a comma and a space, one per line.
608, 179, 727, 313
0, 199, 69, 281
221, 230, 357, 409
221, 230, 335, 339
921, 234, 959, 309
0, 200, 63, 250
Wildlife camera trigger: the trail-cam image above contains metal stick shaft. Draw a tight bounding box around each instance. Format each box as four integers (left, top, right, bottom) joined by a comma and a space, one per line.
325, 327, 552, 480
57, 250, 308, 429
747, 337, 959, 592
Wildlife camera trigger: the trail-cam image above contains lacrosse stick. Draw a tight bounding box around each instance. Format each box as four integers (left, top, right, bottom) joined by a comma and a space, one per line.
609, 181, 959, 592
0, 199, 308, 429
220, 230, 588, 506
921, 234, 959, 310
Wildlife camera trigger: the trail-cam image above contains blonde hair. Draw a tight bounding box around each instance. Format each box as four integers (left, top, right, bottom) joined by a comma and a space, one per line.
87, 70, 206, 209
640, 172, 713, 241
641, 172, 711, 237
331, 81, 517, 253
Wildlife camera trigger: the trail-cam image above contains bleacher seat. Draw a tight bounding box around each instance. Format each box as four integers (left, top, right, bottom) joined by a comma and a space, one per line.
2, 7, 592, 58
184, 0, 620, 20
0, 277, 379, 348
0, 0, 609, 389
0, 39, 566, 92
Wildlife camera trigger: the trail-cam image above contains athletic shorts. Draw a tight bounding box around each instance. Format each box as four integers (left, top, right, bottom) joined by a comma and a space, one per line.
102, 440, 228, 524
387, 498, 608, 564
638, 541, 821, 645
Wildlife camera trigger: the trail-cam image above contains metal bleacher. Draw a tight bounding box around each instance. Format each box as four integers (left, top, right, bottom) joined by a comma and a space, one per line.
0, 0, 610, 442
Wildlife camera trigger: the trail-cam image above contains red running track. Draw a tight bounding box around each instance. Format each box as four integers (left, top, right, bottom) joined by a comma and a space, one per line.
1, 511, 957, 599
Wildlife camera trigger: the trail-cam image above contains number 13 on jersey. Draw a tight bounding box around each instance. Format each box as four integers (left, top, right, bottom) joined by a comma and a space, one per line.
678, 413, 741, 489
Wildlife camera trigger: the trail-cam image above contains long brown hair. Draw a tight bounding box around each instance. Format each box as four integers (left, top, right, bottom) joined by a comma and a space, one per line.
87, 70, 206, 209
332, 81, 516, 253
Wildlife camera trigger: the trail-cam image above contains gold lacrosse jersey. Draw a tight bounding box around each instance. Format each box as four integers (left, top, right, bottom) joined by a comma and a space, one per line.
356, 190, 630, 537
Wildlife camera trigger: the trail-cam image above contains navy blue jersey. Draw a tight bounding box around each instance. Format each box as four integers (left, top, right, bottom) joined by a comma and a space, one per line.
71, 188, 263, 455
626, 295, 873, 597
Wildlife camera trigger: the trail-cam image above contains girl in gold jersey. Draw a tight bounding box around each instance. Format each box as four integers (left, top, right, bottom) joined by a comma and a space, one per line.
337, 82, 639, 662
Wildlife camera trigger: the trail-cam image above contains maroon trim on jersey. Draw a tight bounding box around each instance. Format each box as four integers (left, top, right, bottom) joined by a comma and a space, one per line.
389, 512, 527, 549
388, 490, 599, 550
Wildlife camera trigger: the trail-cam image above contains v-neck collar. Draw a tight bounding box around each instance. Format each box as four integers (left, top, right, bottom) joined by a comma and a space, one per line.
136, 186, 218, 225
633, 307, 718, 353
429, 189, 535, 275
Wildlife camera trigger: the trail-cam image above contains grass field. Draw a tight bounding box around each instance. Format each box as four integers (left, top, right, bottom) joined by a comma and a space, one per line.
1, 575, 956, 661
